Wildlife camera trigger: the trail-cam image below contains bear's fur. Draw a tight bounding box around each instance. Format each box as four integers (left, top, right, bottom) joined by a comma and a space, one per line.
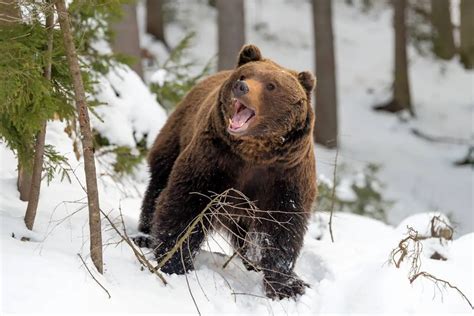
135, 45, 317, 300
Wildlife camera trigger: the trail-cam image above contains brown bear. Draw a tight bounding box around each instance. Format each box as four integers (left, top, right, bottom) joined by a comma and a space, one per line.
134, 45, 317, 300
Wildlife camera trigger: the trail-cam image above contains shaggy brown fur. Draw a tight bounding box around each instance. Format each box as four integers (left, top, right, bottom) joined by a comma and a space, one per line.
135, 45, 317, 300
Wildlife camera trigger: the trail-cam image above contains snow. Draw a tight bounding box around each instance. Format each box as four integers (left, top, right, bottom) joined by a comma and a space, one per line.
1, 0, 473, 314
149, 68, 168, 86
335, 178, 358, 202
1, 139, 472, 313
93, 64, 167, 148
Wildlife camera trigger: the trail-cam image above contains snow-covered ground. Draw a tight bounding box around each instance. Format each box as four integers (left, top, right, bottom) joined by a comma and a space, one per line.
1, 0, 473, 314
1, 127, 472, 313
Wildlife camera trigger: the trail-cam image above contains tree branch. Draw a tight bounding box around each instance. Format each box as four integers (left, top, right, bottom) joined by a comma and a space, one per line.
77, 253, 111, 299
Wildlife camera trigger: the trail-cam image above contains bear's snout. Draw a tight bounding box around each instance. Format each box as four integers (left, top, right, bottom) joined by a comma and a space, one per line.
233, 80, 249, 97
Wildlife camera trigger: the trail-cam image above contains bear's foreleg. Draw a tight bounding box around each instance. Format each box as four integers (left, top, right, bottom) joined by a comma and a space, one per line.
150, 144, 236, 275
254, 185, 311, 300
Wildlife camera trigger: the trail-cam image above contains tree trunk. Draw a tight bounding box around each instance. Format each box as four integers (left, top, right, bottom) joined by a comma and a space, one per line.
217, 0, 245, 70
111, 3, 143, 78
17, 166, 32, 201
24, 1, 54, 230
393, 0, 412, 114
431, 0, 455, 60
312, 0, 338, 148
146, 0, 168, 48
55, 0, 103, 274
460, 0, 474, 69
0, 0, 21, 25
374, 0, 413, 115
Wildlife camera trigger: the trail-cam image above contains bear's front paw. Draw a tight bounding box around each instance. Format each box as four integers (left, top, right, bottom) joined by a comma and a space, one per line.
263, 272, 309, 300
132, 234, 157, 249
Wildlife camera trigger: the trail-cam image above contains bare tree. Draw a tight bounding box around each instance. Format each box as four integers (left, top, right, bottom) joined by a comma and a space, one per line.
146, 0, 169, 49
431, 0, 455, 60
312, 0, 338, 148
111, 3, 143, 78
374, 0, 413, 115
460, 0, 474, 69
55, 0, 103, 274
24, 1, 54, 230
217, 0, 245, 70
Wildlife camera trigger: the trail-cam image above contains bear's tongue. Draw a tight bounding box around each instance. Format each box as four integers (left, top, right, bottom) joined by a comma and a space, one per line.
230, 100, 254, 130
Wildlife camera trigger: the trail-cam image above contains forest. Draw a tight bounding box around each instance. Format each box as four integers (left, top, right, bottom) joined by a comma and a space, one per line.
0, 0, 473, 314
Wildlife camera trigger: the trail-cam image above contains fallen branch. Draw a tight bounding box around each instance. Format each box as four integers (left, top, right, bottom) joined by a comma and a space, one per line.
77, 253, 111, 299
180, 246, 201, 316
99, 209, 167, 285
390, 222, 472, 310
144, 188, 303, 302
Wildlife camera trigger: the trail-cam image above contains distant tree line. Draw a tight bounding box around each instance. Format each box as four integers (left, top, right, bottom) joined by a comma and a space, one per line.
139, 0, 473, 149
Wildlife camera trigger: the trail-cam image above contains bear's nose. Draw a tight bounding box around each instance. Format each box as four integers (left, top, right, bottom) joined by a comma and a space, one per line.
233, 80, 249, 97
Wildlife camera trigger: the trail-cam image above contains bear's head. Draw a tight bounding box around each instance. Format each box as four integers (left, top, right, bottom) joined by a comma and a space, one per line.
218, 45, 316, 163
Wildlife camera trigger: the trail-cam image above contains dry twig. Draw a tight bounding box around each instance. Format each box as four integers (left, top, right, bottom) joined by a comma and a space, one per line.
100, 209, 167, 285
390, 223, 472, 310
77, 253, 111, 299
180, 246, 201, 316
409, 271, 473, 309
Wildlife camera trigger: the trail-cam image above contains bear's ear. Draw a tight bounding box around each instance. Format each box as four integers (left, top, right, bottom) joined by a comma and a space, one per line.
237, 44, 262, 67
298, 71, 316, 96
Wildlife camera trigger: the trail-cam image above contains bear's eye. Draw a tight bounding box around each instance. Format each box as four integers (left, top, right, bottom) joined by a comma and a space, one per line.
266, 83, 276, 91
239, 75, 246, 81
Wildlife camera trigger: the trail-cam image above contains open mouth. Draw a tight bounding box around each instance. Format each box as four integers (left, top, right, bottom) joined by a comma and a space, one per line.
228, 98, 256, 134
